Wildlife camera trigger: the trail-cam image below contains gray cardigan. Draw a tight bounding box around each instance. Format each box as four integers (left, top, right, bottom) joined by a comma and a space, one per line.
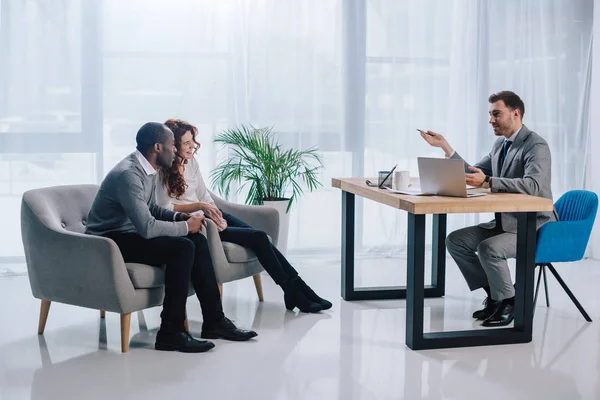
85, 152, 188, 238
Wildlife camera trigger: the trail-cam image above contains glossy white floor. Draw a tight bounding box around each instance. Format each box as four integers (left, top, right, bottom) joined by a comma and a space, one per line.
1, 255, 599, 400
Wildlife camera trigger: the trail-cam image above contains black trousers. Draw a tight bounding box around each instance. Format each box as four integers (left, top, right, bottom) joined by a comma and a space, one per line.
219, 211, 299, 285
104, 231, 224, 333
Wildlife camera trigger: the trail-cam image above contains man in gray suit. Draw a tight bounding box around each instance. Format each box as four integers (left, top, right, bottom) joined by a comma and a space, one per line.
420, 91, 554, 327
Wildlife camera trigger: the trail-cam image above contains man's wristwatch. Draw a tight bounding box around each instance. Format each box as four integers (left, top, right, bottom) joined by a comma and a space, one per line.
176, 212, 190, 222
484, 175, 492, 188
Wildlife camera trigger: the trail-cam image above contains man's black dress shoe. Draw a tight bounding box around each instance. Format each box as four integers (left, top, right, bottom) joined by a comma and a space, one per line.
155, 331, 215, 353
472, 297, 500, 320
201, 317, 258, 341
481, 302, 514, 327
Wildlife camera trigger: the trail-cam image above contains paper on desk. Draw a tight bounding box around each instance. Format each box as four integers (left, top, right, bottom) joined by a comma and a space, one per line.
384, 186, 430, 196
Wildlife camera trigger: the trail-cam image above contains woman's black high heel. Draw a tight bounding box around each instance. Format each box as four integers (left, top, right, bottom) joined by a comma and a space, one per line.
281, 279, 322, 313
292, 276, 332, 310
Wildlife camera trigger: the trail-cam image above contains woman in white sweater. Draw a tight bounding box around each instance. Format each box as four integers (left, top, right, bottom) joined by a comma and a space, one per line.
156, 119, 331, 313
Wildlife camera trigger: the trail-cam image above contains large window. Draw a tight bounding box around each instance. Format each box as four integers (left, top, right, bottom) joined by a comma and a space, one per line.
0, 0, 101, 261
0, 0, 593, 265
0, 0, 345, 262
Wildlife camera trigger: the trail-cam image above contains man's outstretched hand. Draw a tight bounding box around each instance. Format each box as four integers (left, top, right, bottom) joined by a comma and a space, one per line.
419, 130, 454, 157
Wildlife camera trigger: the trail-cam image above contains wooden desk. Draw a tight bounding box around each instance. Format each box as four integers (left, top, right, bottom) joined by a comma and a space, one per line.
332, 177, 554, 350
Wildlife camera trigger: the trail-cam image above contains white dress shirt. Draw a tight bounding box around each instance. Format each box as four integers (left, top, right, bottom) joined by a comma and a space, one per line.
505, 126, 522, 143
135, 150, 158, 175
155, 157, 214, 215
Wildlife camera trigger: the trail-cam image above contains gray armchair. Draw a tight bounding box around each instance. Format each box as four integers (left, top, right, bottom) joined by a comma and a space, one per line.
20, 184, 192, 353
207, 192, 280, 301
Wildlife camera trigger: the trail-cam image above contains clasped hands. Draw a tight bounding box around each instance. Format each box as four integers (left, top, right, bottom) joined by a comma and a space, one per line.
178, 203, 227, 232
202, 203, 227, 232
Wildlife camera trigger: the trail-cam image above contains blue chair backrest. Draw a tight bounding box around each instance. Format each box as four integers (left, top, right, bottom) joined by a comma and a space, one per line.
535, 190, 598, 264
555, 190, 598, 222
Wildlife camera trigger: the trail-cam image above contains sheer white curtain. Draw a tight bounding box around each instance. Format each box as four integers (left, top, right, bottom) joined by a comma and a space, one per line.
590, 0, 600, 259
360, 0, 592, 256
0, 0, 594, 274
0, 0, 347, 270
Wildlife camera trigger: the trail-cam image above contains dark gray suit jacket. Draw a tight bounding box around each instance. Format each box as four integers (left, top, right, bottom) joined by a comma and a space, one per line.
451, 125, 555, 233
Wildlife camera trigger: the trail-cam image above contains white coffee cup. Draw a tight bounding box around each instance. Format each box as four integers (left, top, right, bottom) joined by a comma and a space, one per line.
393, 170, 410, 190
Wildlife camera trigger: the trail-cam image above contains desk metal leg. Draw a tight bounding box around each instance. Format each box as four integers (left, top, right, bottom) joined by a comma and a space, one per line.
406, 214, 426, 348
513, 211, 537, 336
406, 211, 537, 350
431, 214, 447, 297
340, 191, 447, 301
341, 191, 355, 300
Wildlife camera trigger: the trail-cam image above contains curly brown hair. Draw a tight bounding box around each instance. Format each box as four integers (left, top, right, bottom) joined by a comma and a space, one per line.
162, 119, 201, 199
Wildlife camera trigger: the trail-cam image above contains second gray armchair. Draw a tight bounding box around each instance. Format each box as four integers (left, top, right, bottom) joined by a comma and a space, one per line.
206, 192, 280, 301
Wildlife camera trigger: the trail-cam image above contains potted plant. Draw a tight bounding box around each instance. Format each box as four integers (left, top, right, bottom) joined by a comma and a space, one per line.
209, 125, 324, 255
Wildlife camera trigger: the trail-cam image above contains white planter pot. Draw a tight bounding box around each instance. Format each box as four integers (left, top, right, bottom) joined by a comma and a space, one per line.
262, 199, 290, 256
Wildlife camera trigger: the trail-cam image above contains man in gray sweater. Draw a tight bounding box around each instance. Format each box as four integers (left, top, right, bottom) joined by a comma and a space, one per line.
86, 122, 257, 353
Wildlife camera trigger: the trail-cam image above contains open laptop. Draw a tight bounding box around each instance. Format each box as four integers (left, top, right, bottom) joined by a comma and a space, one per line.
386, 157, 486, 198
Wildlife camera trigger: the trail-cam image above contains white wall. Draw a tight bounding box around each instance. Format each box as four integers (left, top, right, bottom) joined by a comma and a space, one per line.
590, 0, 600, 259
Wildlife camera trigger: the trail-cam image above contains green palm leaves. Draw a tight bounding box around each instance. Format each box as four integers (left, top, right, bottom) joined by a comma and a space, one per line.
210, 125, 324, 212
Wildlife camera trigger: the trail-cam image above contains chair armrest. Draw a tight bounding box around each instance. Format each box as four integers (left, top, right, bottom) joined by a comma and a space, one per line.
21, 203, 136, 313
212, 195, 280, 246
535, 220, 594, 263
203, 219, 231, 283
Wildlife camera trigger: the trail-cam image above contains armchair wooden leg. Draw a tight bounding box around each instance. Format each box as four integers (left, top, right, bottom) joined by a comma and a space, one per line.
38, 300, 51, 335
184, 311, 190, 333
120, 313, 131, 353
253, 274, 264, 302
100, 310, 106, 319
218, 283, 223, 301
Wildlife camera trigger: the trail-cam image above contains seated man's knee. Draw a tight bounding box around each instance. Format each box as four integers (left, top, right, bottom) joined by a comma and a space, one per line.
445, 231, 462, 252
477, 240, 500, 259
171, 237, 195, 257
188, 233, 208, 250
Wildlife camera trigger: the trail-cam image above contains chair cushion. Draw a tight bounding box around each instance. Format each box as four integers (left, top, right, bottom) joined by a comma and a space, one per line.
222, 242, 258, 263
126, 263, 165, 289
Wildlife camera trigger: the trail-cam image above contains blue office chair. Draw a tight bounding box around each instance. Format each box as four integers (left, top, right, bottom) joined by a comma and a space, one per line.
534, 190, 598, 322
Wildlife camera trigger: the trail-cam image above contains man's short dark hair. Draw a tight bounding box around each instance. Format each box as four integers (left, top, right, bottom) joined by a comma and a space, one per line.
488, 91, 525, 119
136, 122, 170, 153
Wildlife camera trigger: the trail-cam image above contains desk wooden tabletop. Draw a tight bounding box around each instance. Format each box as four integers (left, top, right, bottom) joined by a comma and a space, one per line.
332, 177, 554, 215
